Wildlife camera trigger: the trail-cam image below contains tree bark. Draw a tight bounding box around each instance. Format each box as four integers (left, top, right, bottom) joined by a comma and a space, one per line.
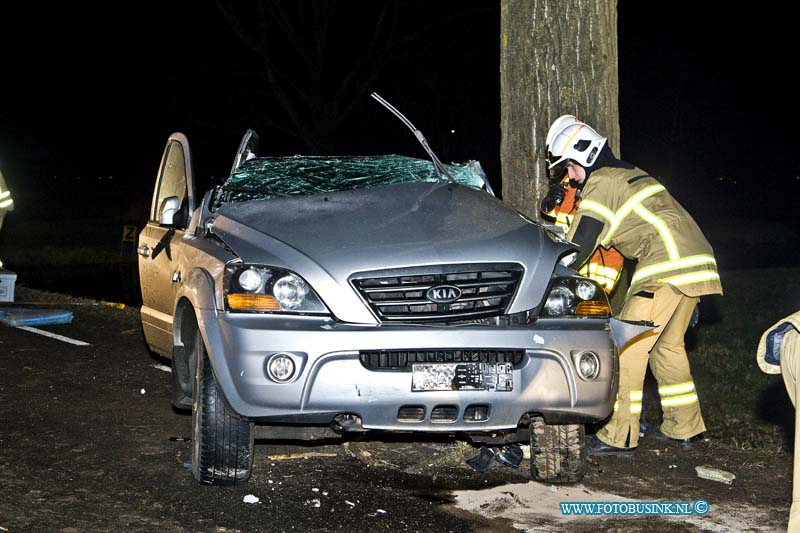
500, 0, 619, 220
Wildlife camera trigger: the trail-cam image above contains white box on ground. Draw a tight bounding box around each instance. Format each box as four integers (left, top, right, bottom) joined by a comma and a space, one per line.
0, 269, 17, 302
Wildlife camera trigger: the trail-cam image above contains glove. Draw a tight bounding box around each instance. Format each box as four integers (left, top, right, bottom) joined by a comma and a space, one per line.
540, 183, 567, 214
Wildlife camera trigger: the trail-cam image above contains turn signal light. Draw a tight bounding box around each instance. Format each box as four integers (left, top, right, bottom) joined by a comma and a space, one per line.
575, 300, 611, 317
226, 293, 282, 311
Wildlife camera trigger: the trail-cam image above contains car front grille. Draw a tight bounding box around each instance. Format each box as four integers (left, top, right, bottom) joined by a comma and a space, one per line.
359, 349, 525, 370
351, 264, 523, 323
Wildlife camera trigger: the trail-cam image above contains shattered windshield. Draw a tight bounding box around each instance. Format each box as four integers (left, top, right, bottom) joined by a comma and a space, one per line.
218, 155, 487, 203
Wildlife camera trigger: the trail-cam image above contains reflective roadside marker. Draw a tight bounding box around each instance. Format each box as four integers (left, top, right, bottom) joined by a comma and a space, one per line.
122, 225, 137, 243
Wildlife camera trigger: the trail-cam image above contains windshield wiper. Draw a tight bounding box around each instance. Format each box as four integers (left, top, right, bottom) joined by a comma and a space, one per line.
221, 185, 291, 199
371, 93, 456, 184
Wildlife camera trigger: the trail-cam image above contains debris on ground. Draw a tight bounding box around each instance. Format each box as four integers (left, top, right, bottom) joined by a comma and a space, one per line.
467, 444, 524, 473
99, 301, 126, 310
151, 364, 172, 372
695, 465, 736, 484
494, 445, 523, 468
520, 444, 531, 460
243, 495, 260, 504
466, 447, 496, 473
266, 452, 338, 461
0, 307, 73, 327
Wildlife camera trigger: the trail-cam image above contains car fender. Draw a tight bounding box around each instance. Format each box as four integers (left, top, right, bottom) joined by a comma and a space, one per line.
171, 267, 238, 411
610, 318, 655, 351
175, 267, 225, 366
178, 267, 218, 311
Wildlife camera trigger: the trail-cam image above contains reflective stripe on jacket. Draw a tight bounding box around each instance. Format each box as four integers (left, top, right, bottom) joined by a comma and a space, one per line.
566, 166, 722, 297
0, 171, 13, 212
578, 254, 622, 291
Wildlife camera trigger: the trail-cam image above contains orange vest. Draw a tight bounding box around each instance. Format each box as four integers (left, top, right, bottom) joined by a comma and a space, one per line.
544, 177, 624, 292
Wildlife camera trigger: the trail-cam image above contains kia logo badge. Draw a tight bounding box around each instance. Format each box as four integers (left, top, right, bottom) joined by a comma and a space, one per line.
426, 285, 462, 304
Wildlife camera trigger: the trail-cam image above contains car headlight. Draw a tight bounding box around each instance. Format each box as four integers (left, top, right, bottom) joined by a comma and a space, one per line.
273, 274, 309, 309
224, 264, 329, 314
540, 276, 611, 318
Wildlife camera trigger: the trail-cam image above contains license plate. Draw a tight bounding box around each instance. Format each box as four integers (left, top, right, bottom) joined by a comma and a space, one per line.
411, 363, 513, 392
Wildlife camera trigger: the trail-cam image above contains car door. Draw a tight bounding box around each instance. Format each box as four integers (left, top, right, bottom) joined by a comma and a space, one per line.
138, 133, 195, 357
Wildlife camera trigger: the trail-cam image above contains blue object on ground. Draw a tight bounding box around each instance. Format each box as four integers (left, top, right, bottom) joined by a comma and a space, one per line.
0, 307, 74, 327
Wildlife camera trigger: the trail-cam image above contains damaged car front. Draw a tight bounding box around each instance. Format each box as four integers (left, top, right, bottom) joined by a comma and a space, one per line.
138, 106, 629, 487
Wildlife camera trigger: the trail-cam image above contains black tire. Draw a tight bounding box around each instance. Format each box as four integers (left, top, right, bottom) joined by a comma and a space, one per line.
529, 416, 586, 483
191, 332, 254, 485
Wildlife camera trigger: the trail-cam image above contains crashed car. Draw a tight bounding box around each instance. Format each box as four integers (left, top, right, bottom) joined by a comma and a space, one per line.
138, 96, 637, 486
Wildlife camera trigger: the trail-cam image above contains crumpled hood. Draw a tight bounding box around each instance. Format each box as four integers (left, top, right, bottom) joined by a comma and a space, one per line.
212, 182, 573, 324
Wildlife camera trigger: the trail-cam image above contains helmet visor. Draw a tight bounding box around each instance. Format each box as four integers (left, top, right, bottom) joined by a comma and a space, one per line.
545, 150, 560, 179
547, 153, 570, 178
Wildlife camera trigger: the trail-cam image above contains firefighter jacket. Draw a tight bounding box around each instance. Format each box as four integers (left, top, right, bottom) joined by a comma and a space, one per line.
566, 166, 722, 298
0, 170, 12, 213
757, 310, 800, 375
544, 176, 624, 292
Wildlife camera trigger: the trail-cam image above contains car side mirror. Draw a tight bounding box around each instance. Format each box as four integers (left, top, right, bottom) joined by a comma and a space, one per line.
159, 196, 181, 226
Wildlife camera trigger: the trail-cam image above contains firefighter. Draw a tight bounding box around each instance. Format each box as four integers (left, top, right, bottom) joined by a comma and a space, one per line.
0, 169, 13, 269
546, 118, 722, 454
540, 115, 626, 301
757, 310, 800, 532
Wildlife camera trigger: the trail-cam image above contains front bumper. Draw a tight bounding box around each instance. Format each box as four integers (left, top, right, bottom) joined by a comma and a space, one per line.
199, 309, 618, 431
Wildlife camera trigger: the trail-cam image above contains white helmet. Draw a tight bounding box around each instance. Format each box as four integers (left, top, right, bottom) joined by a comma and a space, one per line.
547, 121, 607, 172
545, 114, 581, 152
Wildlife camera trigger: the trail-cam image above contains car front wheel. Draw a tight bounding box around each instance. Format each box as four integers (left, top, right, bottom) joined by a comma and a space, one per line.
191, 331, 254, 485
529, 416, 586, 483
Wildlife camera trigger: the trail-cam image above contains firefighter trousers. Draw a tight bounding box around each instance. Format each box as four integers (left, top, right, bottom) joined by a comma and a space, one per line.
597, 283, 705, 448
778, 327, 800, 532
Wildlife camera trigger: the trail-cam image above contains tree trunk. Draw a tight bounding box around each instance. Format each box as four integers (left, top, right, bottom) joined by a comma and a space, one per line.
500, 0, 619, 220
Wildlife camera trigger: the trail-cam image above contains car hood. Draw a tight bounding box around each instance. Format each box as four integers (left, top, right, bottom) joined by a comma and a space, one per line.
212, 182, 574, 324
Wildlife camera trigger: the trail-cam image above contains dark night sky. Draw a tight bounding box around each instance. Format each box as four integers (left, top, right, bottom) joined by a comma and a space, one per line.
0, 2, 797, 228
618, 3, 800, 223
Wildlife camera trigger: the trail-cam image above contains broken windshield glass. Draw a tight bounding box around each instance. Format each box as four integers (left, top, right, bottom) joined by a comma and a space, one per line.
218, 155, 487, 203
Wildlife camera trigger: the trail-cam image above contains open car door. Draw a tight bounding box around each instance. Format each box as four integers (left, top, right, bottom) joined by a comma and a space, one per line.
138, 133, 195, 357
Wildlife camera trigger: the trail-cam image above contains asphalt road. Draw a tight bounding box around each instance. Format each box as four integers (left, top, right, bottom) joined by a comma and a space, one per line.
0, 299, 792, 532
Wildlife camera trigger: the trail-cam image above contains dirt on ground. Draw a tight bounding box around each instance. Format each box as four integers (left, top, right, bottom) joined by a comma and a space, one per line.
0, 289, 793, 532
346, 432, 790, 532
